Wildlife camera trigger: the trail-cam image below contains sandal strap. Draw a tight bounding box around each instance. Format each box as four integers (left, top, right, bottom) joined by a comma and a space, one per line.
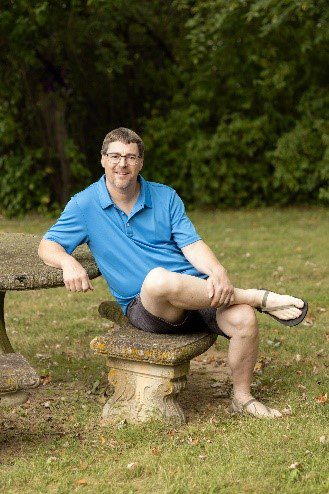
260, 304, 296, 313
242, 398, 258, 410
261, 290, 269, 308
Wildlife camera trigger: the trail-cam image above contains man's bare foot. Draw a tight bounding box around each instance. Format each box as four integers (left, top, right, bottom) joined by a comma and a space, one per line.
253, 290, 305, 321
231, 397, 283, 419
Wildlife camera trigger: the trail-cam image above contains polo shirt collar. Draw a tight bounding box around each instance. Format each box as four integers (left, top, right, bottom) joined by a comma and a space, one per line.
97, 174, 152, 209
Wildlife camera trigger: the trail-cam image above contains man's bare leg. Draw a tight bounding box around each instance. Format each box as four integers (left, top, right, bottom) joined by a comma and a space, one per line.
215, 304, 282, 418
139, 267, 300, 418
140, 267, 304, 323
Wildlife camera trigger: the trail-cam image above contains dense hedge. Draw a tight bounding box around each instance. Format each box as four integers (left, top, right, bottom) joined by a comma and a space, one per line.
0, 0, 328, 216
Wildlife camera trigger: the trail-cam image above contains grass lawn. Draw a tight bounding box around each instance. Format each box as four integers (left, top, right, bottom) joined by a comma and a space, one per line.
0, 207, 328, 494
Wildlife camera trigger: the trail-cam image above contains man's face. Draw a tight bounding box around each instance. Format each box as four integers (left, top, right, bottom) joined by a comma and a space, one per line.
101, 141, 143, 192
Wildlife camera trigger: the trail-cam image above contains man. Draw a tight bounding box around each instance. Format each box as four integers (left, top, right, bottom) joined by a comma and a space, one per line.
38, 127, 307, 419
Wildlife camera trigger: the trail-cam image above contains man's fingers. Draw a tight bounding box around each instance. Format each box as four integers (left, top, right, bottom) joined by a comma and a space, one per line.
207, 278, 214, 298
73, 279, 83, 292
211, 288, 222, 308
81, 278, 90, 292
68, 280, 76, 292
88, 280, 94, 291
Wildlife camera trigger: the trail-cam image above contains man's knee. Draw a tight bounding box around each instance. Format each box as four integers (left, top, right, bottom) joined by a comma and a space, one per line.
141, 267, 179, 299
231, 304, 258, 338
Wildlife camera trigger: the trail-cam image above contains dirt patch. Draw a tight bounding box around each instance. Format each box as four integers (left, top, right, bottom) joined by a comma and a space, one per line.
179, 346, 231, 422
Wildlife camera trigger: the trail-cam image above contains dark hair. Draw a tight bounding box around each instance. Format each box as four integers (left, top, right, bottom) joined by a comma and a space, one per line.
101, 127, 144, 157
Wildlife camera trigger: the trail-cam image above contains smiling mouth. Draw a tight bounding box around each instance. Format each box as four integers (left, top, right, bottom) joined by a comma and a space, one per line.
116, 172, 129, 175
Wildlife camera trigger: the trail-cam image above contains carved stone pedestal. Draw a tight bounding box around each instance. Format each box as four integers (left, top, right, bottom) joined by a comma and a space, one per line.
91, 301, 218, 426
102, 357, 189, 425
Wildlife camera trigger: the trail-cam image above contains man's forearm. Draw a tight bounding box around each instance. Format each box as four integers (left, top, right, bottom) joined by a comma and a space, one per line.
181, 240, 227, 276
38, 239, 74, 269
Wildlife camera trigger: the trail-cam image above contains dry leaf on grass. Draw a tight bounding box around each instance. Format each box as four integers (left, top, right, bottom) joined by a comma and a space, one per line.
282, 405, 292, 416
302, 315, 315, 327
127, 462, 138, 470
76, 478, 88, 486
46, 456, 57, 464
315, 393, 327, 404
187, 437, 199, 446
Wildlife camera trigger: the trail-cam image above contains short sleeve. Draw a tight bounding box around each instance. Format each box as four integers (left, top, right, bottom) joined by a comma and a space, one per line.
43, 197, 89, 254
170, 191, 201, 248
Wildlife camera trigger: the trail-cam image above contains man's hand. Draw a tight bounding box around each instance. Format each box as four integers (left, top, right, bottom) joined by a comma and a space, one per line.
207, 268, 234, 308
61, 257, 94, 292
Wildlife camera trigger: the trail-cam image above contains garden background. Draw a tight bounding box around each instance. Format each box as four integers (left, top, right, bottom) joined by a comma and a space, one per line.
0, 0, 328, 216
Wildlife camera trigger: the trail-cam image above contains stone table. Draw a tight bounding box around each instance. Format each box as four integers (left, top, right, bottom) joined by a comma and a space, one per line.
0, 233, 101, 404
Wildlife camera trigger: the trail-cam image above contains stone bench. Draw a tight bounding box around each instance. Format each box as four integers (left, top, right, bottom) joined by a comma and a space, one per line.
0, 353, 40, 406
90, 301, 217, 425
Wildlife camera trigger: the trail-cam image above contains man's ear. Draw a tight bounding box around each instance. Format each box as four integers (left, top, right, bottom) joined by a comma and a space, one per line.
138, 158, 144, 173
101, 155, 106, 168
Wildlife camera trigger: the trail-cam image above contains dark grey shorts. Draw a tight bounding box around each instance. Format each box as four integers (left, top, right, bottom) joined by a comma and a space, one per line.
126, 294, 229, 339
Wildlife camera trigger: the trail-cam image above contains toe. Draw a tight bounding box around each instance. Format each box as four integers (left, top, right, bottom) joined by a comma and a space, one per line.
289, 296, 304, 309
270, 408, 283, 418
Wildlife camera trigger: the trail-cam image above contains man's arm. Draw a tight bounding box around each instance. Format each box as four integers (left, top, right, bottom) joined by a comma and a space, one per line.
38, 239, 93, 292
182, 240, 234, 307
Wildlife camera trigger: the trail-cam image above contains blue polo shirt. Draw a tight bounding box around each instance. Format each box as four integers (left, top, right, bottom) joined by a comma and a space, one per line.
44, 174, 207, 314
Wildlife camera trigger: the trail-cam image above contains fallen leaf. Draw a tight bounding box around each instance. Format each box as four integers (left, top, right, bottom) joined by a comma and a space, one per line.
127, 462, 138, 470
199, 454, 207, 460
288, 462, 301, 470
319, 435, 327, 444
46, 456, 57, 464
315, 393, 327, 404
187, 437, 199, 446
317, 307, 326, 313
295, 354, 302, 363
42, 401, 51, 408
267, 338, 282, 348
117, 419, 127, 429
151, 447, 159, 455
75, 478, 88, 486
302, 316, 315, 327
40, 373, 52, 385
282, 405, 292, 416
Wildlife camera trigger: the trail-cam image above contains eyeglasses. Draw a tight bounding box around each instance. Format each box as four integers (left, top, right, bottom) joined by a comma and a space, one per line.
104, 153, 141, 165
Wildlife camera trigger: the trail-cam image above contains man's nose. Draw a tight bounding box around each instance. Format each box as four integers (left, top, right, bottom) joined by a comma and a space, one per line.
118, 157, 128, 166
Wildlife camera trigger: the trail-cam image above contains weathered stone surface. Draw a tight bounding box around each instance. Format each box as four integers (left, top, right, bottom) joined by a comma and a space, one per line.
0, 233, 100, 290
92, 300, 217, 424
0, 353, 40, 393
94, 300, 217, 365
102, 357, 189, 425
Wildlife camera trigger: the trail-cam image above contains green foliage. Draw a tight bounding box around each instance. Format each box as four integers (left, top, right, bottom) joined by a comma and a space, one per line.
144, 0, 329, 207
0, 149, 51, 217
0, 0, 328, 214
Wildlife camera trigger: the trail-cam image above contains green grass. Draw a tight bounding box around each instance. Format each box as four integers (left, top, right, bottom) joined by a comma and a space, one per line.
0, 208, 328, 494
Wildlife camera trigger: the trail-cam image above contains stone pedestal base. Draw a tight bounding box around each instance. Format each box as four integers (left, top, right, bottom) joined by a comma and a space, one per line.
102, 357, 189, 426
0, 390, 29, 406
